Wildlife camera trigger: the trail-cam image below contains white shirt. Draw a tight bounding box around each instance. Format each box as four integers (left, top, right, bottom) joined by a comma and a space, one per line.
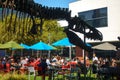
46, 59, 51, 65
92, 56, 98, 62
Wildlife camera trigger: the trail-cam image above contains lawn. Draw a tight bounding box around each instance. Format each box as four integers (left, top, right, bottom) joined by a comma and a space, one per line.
0, 70, 117, 80
26, 74, 96, 80
0, 71, 97, 80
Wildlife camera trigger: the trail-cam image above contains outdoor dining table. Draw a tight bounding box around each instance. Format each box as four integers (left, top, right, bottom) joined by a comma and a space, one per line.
48, 65, 60, 80
48, 64, 71, 80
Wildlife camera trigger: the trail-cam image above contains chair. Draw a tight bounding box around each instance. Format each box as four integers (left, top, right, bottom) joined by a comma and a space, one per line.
28, 66, 36, 80
53, 67, 66, 80
4, 63, 11, 73
0, 63, 3, 70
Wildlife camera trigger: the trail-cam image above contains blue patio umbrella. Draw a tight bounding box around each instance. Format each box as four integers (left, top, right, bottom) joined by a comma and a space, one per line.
30, 41, 55, 50
52, 37, 91, 47
20, 43, 30, 49
52, 37, 91, 59
86, 43, 91, 47
52, 37, 74, 59
52, 37, 74, 46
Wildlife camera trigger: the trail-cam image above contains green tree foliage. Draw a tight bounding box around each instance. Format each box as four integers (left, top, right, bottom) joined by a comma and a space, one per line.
0, 14, 66, 45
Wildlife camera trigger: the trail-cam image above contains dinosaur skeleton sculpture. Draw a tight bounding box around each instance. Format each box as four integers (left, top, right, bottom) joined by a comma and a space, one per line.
0, 0, 103, 52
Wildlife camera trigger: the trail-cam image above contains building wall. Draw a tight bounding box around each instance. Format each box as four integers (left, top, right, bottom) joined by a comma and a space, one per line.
69, 0, 120, 43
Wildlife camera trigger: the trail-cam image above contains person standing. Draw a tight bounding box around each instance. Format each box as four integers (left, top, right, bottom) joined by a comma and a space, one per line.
92, 53, 98, 62
37, 58, 48, 80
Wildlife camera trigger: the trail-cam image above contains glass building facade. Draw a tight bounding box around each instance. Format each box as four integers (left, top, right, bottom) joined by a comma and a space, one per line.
78, 7, 108, 28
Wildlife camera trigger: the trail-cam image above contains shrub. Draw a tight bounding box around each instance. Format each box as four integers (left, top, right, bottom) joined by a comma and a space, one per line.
1, 72, 27, 80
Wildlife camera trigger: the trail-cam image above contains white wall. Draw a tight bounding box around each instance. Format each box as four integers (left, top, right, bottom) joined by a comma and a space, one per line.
69, 0, 120, 43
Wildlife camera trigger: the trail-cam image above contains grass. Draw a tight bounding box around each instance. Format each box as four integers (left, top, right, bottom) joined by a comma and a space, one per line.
26, 71, 97, 80
1, 70, 117, 80
0, 72, 96, 80
0, 71, 27, 80
0, 66, 118, 80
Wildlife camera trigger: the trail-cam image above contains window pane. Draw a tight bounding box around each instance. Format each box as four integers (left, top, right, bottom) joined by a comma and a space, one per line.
78, 7, 108, 28
79, 11, 93, 20
87, 17, 107, 28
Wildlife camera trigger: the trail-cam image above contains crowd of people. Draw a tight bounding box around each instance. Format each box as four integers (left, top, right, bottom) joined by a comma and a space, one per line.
0, 53, 120, 80
91, 53, 120, 80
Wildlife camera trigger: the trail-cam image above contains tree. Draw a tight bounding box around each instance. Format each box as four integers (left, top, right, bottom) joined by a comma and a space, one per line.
0, 14, 66, 45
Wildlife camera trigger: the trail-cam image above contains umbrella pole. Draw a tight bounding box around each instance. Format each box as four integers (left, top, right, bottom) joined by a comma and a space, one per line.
69, 46, 72, 59
69, 46, 72, 80
61, 47, 63, 55
5, 50, 6, 57
32, 49, 33, 56
21, 49, 23, 57
11, 50, 15, 57
37, 50, 39, 58
48, 50, 51, 58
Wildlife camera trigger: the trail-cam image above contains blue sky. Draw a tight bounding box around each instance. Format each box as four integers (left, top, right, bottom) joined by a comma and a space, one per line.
34, 0, 76, 8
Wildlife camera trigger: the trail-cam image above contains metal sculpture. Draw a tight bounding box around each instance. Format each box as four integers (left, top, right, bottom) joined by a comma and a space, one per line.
0, 0, 103, 52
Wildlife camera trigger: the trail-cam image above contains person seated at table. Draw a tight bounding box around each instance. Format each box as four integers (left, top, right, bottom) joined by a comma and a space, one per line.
52, 56, 58, 62
60, 57, 65, 65
14, 59, 21, 71
20, 57, 27, 69
97, 61, 111, 80
19, 57, 28, 74
111, 58, 117, 67
27, 58, 36, 68
34, 58, 40, 70
10, 58, 16, 72
1, 57, 6, 71
46, 57, 52, 69
62, 60, 71, 69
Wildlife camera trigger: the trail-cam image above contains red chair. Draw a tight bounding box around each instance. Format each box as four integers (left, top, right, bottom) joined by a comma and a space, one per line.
24, 64, 28, 67
62, 65, 70, 69
0, 64, 4, 72
34, 61, 40, 70
4, 63, 10, 72
0, 64, 3, 69
70, 61, 77, 68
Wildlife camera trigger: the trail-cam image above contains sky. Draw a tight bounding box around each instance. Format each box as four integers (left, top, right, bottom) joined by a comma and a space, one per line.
34, 0, 76, 8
